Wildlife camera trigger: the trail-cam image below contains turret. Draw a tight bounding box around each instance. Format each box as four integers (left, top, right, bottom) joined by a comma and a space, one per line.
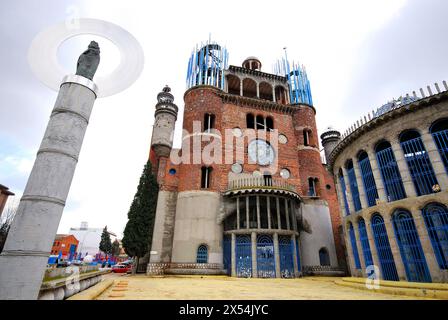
150, 86, 178, 158
321, 127, 341, 164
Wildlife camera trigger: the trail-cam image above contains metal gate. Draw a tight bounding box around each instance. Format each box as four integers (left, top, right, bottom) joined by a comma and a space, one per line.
223, 235, 231, 275
422, 203, 448, 269
392, 210, 432, 283
279, 236, 294, 278
371, 214, 399, 281
257, 234, 276, 278
236, 235, 252, 278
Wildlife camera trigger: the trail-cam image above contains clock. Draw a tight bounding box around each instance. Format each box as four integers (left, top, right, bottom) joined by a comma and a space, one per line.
248, 140, 275, 166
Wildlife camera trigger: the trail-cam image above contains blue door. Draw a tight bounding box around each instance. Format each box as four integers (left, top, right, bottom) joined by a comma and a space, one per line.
279, 236, 294, 278
236, 235, 252, 278
223, 235, 231, 275
257, 234, 276, 278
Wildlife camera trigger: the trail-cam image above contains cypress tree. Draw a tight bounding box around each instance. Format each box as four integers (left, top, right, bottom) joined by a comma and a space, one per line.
99, 226, 112, 256
122, 160, 159, 273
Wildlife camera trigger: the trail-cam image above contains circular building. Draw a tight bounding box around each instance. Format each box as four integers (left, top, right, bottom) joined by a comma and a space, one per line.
323, 87, 448, 283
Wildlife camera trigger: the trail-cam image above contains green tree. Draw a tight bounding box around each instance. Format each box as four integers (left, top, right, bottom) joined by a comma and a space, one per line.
122, 160, 159, 274
112, 239, 120, 257
99, 226, 112, 257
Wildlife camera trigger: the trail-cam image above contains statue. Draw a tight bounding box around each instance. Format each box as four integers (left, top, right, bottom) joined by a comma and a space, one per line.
76, 41, 100, 80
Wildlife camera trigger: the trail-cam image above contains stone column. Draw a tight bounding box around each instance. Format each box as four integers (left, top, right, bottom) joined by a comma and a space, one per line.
391, 138, 417, 198
344, 223, 357, 276
284, 198, 290, 230
342, 168, 354, 215
364, 218, 382, 280
251, 232, 257, 278
412, 210, 440, 282
240, 80, 243, 96
353, 160, 368, 209
256, 82, 260, 98
421, 131, 448, 190
246, 197, 250, 229
256, 196, 261, 229
276, 197, 281, 229
335, 176, 348, 216
0, 75, 97, 300
272, 87, 276, 103
382, 214, 407, 280
236, 197, 240, 230
366, 150, 387, 203
267, 196, 271, 229
231, 233, 236, 277
291, 234, 299, 277
273, 233, 281, 278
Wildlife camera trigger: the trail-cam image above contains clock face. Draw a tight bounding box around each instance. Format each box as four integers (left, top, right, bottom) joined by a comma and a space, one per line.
248, 140, 275, 166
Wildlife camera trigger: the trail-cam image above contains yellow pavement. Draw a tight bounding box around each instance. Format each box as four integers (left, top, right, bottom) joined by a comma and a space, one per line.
94, 275, 428, 300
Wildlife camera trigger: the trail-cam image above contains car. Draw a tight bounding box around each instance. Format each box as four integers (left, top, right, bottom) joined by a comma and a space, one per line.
112, 264, 132, 273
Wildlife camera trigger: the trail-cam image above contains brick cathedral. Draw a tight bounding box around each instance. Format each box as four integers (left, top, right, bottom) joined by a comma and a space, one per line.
145, 39, 345, 278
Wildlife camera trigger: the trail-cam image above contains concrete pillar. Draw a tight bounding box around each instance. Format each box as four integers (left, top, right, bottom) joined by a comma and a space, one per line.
366, 149, 387, 203
421, 131, 448, 190
291, 234, 299, 277
256, 82, 260, 98
391, 138, 417, 198
240, 80, 243, 96
342, 168, 354, 215
267, 196, 271, 229
272, 87, 276, 103
412, 210, 441, 282
231, 233, 236, 277
251, 232, 257, 278
276, 197, 281, 229
236, 197, 240, 230
284, 198, 290, 230
382, 214, 407, 280
273, 233, 281, 278
246, 197, 250, 229
364, 218, 382, 280
256, 196, 261, 229
353, 160, 368, 209
0, 75, 97, 299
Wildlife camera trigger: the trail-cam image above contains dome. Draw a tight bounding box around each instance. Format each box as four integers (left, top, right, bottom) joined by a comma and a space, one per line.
242, 57, 262, 70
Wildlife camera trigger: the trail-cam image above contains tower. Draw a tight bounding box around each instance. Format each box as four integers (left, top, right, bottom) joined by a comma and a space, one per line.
150, 86, 178, 159
321, 128, 342, 164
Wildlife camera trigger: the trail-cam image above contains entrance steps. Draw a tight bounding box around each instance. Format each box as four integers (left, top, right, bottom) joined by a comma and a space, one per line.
334, 277, 448, 299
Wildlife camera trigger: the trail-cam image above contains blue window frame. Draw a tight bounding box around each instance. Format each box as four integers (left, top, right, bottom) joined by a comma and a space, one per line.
339, 169, 350, 216
279, 236, 295, 278
358, 151, 379, 207
430, 119, 448, 173
392, 209, 431, 283
400, 130, 439, 196
346, 160, 362, 212
349, 222, 361, 269
196, 244, 208, 263
371, 214, 399, 281
358, 218, 374, 268
375, 141, 406, 202
422, 203, 448, 270
236, 235, 252, 277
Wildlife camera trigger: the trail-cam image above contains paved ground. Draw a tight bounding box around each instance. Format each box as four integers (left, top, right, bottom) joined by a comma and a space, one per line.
96, 275, 424, 300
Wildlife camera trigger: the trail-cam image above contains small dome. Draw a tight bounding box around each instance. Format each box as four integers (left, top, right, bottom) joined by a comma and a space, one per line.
242, 57, 262, 70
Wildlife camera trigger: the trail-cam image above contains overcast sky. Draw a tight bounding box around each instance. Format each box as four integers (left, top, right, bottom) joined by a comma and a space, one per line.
1, 0, 447, 238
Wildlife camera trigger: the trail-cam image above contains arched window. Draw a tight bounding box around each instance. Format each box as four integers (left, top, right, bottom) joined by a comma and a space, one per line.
196, 245, 208, 263
308, 177, 318, 197
226, 74, 240, 95
357, 151, 379, 207
348, 222, 361, 269
392, 209, 431, 282
430, 118, 448, 173
256, 115, 264, 130
338, 169, 350, 216
242, 78, 257, 98
375, 141, 406, 202
303, 129, 311, 146
422, 203, 448, 270
201, 167, 212, 189
400, 130, 439, 196
266, 117, 274, 131
319, 247, 330, 266
346, 160, 362, 212
358, 218, 374, 268
204, 113, 215, 132
275, 86, 288, 105
371, 214, 399, 281
246, 113, 255, 129
259, 82, 273, 101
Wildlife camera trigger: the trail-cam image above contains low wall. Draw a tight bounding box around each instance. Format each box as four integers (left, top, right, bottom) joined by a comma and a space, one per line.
38, 269, 109, 300
302, 265, 346, 277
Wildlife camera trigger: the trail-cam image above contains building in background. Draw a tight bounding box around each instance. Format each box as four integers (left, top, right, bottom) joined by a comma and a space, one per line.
145, 39, 345, 278
50, 234, 79, 259
69, 222, 117, 257
0, 184, 14, 217
324, 83, 448, 283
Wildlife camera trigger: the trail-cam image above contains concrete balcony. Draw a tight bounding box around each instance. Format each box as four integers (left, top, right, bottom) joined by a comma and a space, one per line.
224, 176, 300, 199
